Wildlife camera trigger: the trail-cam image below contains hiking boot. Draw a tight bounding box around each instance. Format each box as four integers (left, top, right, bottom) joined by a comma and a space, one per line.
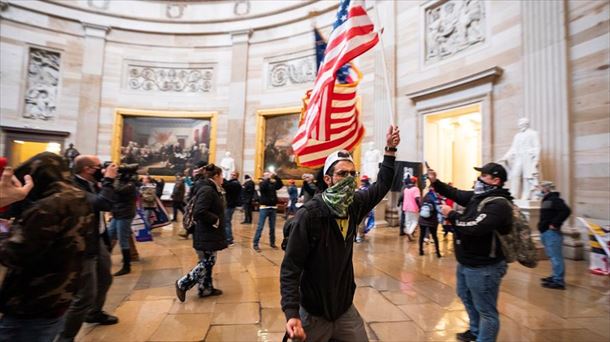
198, 288, 223, 298
542, 282, 565, 290
456, 330, 477, 342
175, 281, 186, 302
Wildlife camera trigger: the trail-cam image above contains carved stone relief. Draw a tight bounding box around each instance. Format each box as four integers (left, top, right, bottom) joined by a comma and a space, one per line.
267, 55, 316, 88
23, 48, 60, 120
126, 64, 214, 93
166, 3, 186, 19
234, 0, 250, 16
425, 0, 485, 63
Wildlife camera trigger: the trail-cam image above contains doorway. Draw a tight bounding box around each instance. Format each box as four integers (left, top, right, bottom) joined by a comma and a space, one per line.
1, 126, 69, 167
424, 104, 482, 190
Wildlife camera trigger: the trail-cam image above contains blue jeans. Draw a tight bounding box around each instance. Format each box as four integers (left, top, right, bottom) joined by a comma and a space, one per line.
456, 261, 507, 342
108, 218, 133, 250
253, 208, 276, 247
541, 230, 565, 285
224, 207, 236, 243
0, 315, 65, 342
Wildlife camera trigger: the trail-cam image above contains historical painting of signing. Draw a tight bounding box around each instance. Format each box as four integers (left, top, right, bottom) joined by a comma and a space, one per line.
255, 108, 317, 182
112, 109, 217, 178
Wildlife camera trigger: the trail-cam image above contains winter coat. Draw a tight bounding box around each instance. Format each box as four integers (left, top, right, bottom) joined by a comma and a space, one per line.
538, 192, 571, 233
192, 179, 228, 252
223, 179, 242, 208
111, 180, 137, 219
280, 155, 395, 321
171, 180, 185, 203
74, 175, 115, 257
418, 191, 440, 227
258, 175, 284, 206
433, 180, 513, 267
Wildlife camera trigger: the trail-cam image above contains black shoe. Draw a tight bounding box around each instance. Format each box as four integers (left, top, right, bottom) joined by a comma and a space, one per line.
85, 312, 119, 325
542, 281, 565, 290
175, 281, 186, 302
113, 266, 130, 276
436, 252, 442, 258
198, 288, 223, 298
399, 232, 407, 236
253, 246, 261, 252
456, 330, 477, 342
419, 250, 424, 256
540, 276, 553, 282
270, 244, 278, 249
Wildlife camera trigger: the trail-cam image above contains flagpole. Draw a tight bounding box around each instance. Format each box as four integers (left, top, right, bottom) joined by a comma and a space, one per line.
371, 0, 395, 128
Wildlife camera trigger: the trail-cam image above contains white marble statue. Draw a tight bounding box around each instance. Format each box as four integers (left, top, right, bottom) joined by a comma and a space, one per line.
220, 151, 235, 179
362, 142, 383, 182
499, 118, 541, 201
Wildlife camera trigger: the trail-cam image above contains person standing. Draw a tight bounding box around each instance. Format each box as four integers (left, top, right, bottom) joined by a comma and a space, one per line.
281, 126, 400, 342
286, 180, 299, 218
418, 187, 441, 257
299, 173, 318, 204
0, 153, 92, 342
171, 174, 186, 222
252, 171, 283, 252
139, 176, 157, 229
240, 175, 255, 224
537, 181, 571, 290
175, 164, 227, 301
57, 155, 119, 342
223, 171, 242, 245
108, 172, 137, 276
428, 163, 513, 342
398, 177, 420, 240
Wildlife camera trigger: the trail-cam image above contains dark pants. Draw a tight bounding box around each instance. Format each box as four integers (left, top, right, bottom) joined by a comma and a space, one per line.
299, 305, 368, 341
0, 315, 65, 342
242, 200, 253, 223
57, 241, 113, 341
177, 250, 218, 295
224, 207, 236, 243
172, 201, 184, 221
419, 225, 440, 255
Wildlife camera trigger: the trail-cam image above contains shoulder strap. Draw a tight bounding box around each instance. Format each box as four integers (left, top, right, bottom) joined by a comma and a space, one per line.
477, 196, 512, 212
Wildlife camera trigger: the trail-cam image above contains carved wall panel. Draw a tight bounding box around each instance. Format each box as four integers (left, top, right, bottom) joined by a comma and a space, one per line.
126, 63, 214, 93
424, 0, 486, 63
267, 55, 316, 89
23, 48, 60, 120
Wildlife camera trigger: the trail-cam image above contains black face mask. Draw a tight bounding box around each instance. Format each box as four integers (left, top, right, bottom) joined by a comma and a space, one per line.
93, 168, 104, 182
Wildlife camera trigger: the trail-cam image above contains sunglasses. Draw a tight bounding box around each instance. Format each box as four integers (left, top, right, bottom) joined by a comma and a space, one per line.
333, 170, 358, 178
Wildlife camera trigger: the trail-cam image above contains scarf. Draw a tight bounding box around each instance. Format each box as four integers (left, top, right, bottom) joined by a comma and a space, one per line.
321, 176, 356, 217
473, 178, 498, 195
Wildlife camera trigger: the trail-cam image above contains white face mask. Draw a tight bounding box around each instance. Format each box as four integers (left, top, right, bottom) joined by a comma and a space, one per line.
473, 178, 497, 195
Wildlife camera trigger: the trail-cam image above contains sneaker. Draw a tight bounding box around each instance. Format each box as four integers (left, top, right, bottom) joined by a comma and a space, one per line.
355, 237, 363, 243
85, 311, 119, 325
198, 288, 223, 298
253, 246, 261, 252
175, 281, 186, 302
542, 281, 565, 290
456, 330, 478, 342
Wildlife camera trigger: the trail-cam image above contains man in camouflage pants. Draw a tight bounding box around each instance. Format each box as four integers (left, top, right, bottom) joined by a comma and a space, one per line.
0, 152, 93, 341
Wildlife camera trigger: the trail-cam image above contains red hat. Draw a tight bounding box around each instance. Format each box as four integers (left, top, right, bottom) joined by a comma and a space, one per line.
360, 175, 370, 181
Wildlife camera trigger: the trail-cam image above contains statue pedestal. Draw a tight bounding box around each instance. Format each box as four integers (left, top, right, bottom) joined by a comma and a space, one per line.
386, 192, 400, 227
562, 227, 584, 260
374, 198, 389, 228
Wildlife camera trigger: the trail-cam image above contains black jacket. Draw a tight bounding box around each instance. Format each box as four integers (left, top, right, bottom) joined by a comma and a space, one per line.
111, 180, 137, 219
433, 180, 513, 267
258, 175, 284, 206
280, 155, 395, 321
538, 192, 571, 233
74, 176, 115, 257
241, 179, 255, 203
192, 179, 228, 252
223, 179, 242, 208
171, 180, 185, 203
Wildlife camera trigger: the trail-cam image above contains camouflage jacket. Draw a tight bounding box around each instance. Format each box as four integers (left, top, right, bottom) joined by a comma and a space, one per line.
0, 181, 92, 318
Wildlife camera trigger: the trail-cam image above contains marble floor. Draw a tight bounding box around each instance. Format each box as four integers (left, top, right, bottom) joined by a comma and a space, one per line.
77, 212, 610, 342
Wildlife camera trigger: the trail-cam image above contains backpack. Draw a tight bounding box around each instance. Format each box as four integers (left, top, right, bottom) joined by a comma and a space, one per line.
477, 196, 538, 268
420, 203, 433, 218
182, 189, 202, 234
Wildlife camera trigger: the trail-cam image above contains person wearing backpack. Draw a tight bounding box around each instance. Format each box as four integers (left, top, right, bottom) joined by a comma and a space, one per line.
175, 164, 227, 301
427, 162, 512, 342
418, 187, 442, 257
281, 126, 400, 342
537, 181, 571, 290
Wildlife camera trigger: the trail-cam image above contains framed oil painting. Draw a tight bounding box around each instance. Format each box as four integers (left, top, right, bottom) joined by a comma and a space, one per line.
112, 108, 217, 179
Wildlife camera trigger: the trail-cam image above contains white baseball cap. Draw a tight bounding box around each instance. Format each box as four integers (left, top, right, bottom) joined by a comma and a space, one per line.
323, 150, 354, 175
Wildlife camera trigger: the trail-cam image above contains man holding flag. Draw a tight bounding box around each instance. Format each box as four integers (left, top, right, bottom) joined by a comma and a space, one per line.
281, 1, 395, 340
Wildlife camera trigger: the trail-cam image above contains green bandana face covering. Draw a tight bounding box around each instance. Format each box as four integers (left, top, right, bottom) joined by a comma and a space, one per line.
322, 175, 356, 217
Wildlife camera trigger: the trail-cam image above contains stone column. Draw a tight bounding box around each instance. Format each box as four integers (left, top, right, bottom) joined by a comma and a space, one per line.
75, 24, 108, 154
522, 1, 581, 258
226, 30, 251, 173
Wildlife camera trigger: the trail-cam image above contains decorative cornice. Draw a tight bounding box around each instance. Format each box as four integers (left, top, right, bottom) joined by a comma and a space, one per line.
231, 29, 252, 44
82, 22, 110, 38
406, 66, 503, 102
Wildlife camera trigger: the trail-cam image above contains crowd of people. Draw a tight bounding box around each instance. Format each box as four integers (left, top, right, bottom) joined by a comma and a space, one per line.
0, 124, 573, 342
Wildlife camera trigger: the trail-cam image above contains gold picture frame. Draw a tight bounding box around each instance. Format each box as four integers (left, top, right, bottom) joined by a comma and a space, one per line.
112, 108, 217, 181
254, 107, 361, 186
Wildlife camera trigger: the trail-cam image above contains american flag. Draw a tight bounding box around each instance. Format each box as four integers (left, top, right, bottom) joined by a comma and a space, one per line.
292, 0, 378, 167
